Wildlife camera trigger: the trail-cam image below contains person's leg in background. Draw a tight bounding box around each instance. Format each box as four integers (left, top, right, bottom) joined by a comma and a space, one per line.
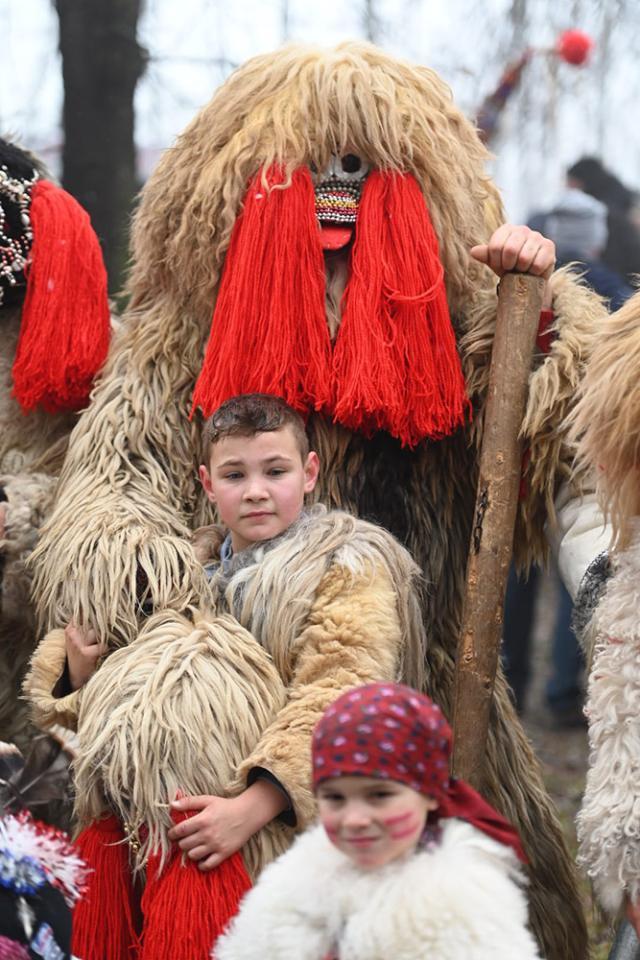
502, 564, 539, 713
545, 573, 585, 727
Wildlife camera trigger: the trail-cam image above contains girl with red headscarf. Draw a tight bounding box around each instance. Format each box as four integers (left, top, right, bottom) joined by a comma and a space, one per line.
215, 682, 541, 960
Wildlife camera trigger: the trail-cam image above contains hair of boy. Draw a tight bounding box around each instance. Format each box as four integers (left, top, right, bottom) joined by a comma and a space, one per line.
202, 393, 310, 461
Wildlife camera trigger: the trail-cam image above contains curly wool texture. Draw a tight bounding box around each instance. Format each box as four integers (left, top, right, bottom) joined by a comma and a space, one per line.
570, 290, 640, 549
73, 609, 290, 875
1, 308, 74, 747
0, 471, 59, 748
577, 524, 640, 914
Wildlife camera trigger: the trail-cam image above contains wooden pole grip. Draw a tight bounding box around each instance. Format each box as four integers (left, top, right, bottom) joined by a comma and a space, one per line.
452, 272, 544, 786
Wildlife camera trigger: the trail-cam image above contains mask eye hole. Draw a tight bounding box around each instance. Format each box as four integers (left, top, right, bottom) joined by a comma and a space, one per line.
341, 154, 361, 174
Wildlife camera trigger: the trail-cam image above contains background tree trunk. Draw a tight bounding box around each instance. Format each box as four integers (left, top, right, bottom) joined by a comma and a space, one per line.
55, 0, 146, 293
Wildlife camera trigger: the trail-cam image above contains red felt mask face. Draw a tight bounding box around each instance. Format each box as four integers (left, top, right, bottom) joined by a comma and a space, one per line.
316, 775, 438, 869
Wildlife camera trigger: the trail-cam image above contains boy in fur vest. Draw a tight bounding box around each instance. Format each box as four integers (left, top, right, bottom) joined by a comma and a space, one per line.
29, 393, 427, 959
215, 682, 541, 960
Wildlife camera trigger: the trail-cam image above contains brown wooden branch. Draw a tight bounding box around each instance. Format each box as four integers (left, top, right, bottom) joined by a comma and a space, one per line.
452, 271, 544, 787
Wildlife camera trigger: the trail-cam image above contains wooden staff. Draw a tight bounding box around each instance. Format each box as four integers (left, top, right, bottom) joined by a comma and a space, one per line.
452, 271, 544, 787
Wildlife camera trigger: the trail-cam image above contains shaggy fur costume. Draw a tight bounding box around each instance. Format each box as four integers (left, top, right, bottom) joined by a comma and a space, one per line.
570, 289, 640, 549
215, 820, 541, 960
0, 151, 72, 749
571, 297, 640, 919
577, 525, 640, 915
28, 507, 425, 878
24, 45, 608, 958
1, 137, 111, 750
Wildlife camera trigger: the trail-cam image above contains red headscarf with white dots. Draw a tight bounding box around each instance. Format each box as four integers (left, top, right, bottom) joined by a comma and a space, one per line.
312, 683, 527, 863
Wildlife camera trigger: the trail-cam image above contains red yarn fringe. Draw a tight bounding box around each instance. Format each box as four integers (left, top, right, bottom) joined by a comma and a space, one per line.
71, 816, 139, 960
333, 171, 469, 447
139, 809, 252, 960
12, 179, 110, 413
191, 165, 331, 418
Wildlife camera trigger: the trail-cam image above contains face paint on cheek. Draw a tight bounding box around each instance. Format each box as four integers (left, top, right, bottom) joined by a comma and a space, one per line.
382, 810, 414, 828
323, 824, 339, 839
385, 811, 421, 840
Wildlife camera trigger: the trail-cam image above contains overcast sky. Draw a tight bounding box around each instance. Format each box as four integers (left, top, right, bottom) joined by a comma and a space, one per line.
2, 0, 639, 220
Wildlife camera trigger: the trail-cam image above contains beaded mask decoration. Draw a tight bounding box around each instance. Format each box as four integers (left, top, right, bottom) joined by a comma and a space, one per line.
314, 153, 370, 250
0, 147, 39, 308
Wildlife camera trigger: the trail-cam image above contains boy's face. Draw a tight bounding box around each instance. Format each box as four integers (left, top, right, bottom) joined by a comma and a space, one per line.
316, 775, 437, 870
199, 426, 319, 553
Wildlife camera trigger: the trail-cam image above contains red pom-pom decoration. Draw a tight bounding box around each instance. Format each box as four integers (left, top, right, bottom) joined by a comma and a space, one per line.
556, 29, 594, 66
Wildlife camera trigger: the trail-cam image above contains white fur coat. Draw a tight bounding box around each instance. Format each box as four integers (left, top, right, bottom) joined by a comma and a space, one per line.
214, 819, 540, 960
577, 527, 640, 915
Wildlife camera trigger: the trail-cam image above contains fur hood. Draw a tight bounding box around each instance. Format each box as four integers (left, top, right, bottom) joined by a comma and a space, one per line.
215, 820, 540, 960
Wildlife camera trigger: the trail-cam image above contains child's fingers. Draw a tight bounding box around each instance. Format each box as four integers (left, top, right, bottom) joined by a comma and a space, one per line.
185, 843, 211, 861
170, 795, 212, 812
87, 642, 108, 661
168, 819, 196, 841
198, 852, 223, 872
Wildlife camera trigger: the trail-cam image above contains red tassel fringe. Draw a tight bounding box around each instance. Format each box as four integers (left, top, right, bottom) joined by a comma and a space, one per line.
12, 179, 110, 414
191, 165, 331, 418
192, 166, 468, 448
71, 816, 139, 960
139, 809, 252, 960
333, 171, 469, 447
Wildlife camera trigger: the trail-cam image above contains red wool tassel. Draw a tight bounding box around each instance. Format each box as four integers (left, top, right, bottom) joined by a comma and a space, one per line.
12, 179, 110, 414
71, 815, 139, 960
191, 165, 331, 418
333, 171, 469, 447
139, 810, 252, 960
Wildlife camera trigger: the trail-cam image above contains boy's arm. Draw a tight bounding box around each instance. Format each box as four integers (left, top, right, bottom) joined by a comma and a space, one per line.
24, 628, 84, 731
232, 560, 403, 830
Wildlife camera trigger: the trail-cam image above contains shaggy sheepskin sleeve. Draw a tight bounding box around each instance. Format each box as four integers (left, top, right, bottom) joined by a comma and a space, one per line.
23, 627, 82, 732
1, 471, 59, 621
577, 529, 640, 915
234, 562, 402, 829
215, 820, 541, 960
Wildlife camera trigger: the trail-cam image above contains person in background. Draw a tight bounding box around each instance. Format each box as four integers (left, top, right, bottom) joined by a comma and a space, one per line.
567, 156, 640, 287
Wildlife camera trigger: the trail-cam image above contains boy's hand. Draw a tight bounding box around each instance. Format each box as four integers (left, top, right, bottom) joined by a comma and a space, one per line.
169, 779, 288, 871
64, 622, 107, 691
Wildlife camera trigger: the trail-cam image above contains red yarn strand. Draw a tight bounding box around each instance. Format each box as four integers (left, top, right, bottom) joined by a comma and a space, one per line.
140, 809, 252, 960
12, 179, 111, 413
71, 816, 139, 960
333, 171, 469, 447
191, 166, 331, 418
